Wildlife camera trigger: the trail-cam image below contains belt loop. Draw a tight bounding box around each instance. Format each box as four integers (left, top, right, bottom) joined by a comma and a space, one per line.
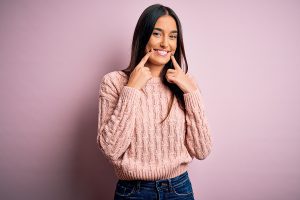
136, 181, 140, 192
168, 178, 173, 192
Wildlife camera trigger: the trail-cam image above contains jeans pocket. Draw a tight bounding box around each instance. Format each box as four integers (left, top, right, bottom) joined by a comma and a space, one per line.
115, 181, 137, 197
172, 178, 194, 196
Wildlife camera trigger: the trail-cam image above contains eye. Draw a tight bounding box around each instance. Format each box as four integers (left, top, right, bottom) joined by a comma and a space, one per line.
153, 32, 161, 37
170, 35, 177, 39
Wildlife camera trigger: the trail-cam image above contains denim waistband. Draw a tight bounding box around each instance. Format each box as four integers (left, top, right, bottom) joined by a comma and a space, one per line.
117, 171, 189, 189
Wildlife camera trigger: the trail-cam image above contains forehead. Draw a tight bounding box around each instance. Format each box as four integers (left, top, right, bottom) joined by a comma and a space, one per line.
154, 15, 177, 31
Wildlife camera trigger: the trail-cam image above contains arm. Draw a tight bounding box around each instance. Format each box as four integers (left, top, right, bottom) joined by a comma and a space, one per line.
96, 74, 141, 161
183, 73, 212, 160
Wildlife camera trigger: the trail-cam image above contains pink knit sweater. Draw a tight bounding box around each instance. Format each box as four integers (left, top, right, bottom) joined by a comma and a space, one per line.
97, 70, 212, 180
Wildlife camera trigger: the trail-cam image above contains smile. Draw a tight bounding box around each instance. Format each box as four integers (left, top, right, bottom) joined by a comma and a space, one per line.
153, 49, 171, 56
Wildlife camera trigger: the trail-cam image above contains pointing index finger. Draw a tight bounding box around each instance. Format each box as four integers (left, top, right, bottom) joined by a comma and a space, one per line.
171, 54, 180, 69
138, 48, 154, 67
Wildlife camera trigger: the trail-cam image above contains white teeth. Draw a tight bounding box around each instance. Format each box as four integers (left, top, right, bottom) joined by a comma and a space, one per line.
157, 50, 167, 55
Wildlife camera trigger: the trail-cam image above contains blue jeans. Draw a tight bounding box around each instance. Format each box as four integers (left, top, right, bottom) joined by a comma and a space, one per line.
114, 171, 195, 199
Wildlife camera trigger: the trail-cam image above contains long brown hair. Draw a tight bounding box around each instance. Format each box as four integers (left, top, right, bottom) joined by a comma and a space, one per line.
122, 4, 189, 124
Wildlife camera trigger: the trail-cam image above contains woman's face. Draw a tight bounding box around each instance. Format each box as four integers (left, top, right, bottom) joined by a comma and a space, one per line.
145, 15, 178, 66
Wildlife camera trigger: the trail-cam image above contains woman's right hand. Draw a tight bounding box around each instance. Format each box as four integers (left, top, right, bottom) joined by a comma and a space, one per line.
126, 48, 154, 90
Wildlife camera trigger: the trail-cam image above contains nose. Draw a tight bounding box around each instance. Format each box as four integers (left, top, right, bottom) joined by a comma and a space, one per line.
160, 35, 169, 48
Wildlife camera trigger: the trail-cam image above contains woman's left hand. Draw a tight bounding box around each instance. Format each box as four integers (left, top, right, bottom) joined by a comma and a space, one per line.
165, 55, 198, 94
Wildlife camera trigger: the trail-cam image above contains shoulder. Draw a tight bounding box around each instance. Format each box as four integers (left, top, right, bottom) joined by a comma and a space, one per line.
100, 70, 128, 87
101, 70, 128, 83
99, 70, 129, 97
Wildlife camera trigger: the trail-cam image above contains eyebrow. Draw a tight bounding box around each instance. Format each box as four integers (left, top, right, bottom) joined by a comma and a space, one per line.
153, 28, 178, 34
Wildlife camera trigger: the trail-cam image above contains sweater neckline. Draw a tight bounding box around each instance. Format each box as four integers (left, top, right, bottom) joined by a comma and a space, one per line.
147, 76, 163, 84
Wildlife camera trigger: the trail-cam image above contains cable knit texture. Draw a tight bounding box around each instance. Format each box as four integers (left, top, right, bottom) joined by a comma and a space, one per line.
97, 70, 212, 180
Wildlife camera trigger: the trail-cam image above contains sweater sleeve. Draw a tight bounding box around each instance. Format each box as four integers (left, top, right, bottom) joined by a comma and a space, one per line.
183, 73, 212, 160
96, 74, 141, 162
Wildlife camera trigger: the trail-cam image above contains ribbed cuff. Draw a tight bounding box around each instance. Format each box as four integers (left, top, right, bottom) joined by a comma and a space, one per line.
120, 86, 142, 102
183, 89, 203, 111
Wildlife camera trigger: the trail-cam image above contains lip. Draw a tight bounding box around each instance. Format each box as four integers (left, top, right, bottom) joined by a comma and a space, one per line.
154, 49, 171, 53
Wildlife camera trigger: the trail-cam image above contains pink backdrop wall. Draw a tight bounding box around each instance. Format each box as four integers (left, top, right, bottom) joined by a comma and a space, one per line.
1, 0, 299, 199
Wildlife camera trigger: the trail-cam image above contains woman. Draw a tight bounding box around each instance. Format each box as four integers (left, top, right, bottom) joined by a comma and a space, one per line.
97, 4, 212, 199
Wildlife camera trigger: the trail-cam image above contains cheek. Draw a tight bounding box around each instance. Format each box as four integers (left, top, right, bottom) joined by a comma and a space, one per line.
171, 41, 177, 50
145, 43, 153, 53
147, 37, 160, 47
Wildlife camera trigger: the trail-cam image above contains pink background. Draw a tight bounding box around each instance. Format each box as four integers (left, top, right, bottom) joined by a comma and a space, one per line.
1, 0, 299, 199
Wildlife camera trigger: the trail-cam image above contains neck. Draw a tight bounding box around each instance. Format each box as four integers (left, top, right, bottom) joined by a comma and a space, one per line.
145, 62, 164, 77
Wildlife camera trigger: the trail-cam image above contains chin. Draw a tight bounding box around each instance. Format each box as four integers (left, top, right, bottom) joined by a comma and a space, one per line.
149, 57, 170, 66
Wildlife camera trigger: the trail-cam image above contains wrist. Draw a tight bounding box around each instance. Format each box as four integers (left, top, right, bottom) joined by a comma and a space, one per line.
183, 86, 198, 94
